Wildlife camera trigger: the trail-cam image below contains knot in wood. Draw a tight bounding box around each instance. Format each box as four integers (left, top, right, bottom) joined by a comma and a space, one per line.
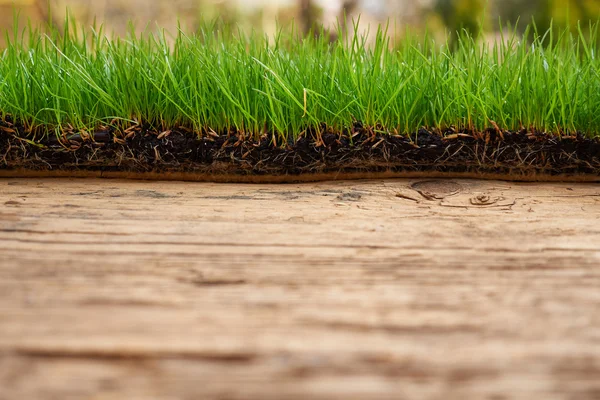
470, 194, 497, 206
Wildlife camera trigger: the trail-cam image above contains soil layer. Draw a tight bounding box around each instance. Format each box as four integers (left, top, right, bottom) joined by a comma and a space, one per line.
2, 120, 600, 181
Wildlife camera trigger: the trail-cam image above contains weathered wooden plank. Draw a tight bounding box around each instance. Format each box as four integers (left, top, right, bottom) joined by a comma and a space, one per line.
1, 178, 599, 400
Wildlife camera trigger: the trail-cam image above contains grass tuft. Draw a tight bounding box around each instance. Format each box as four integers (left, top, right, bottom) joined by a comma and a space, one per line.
1, 16, 600, 142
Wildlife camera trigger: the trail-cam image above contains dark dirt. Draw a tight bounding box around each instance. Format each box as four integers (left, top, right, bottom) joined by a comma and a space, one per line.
1, 119, 600, 179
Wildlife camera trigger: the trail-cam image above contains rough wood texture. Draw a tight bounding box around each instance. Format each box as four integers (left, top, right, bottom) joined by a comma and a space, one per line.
1, 178, 599, 400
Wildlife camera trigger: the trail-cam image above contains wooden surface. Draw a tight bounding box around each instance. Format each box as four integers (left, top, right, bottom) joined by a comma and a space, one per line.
1, 177, 599, 400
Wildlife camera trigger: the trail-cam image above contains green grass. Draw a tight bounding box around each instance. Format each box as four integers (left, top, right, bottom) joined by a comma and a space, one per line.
1, 17, 600, 142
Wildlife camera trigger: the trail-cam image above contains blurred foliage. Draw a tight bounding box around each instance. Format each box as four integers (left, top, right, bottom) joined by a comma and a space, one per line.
0, 0, 599, 46
495, 0, 600, 33
436, 0, 487, 38
434, 0, 600, 44
530, 0, 600, 42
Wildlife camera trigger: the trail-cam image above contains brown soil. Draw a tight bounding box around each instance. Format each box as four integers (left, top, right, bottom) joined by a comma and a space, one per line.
2, 119, 600, 180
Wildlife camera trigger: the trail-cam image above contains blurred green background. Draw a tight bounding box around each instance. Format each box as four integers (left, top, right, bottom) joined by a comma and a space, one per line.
1, 0, 599, 43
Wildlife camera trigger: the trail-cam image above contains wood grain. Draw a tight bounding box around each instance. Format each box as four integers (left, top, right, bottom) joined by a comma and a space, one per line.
1, 178, 599, 400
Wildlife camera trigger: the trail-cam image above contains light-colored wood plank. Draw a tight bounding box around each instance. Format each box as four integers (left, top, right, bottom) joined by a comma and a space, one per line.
1, 178, 599, 400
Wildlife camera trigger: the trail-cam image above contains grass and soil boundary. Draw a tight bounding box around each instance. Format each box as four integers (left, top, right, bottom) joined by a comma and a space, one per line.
1, 18, 599, 181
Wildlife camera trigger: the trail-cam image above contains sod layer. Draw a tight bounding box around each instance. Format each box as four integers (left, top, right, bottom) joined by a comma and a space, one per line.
2, 119, 599, 180
1, 19, 599, 179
